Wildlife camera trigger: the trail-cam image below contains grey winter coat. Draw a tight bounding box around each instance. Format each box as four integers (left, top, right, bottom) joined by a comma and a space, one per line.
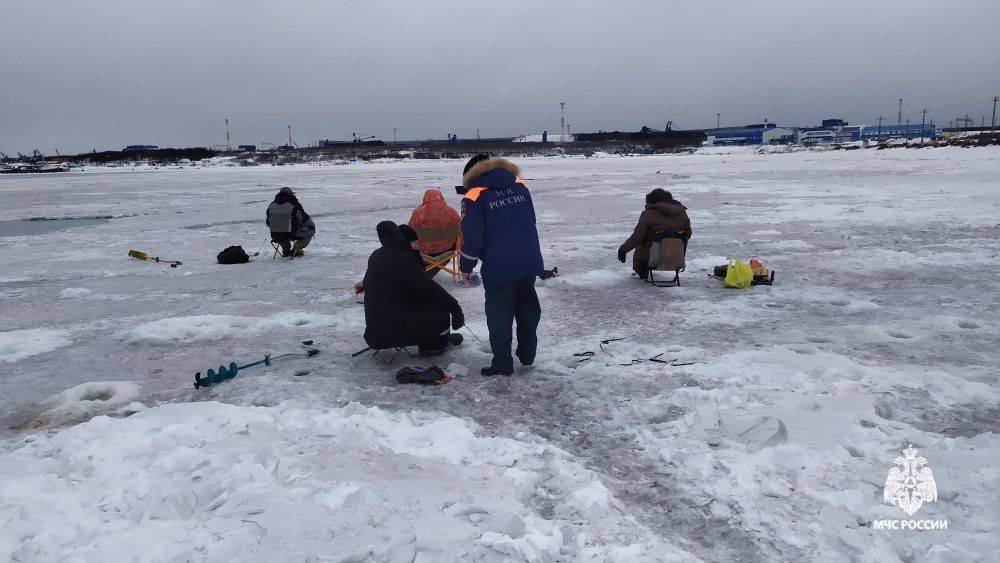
266, 193, 315, 240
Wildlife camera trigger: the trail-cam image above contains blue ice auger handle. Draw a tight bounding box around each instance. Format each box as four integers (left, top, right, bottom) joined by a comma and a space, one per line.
195, 354, 271, 389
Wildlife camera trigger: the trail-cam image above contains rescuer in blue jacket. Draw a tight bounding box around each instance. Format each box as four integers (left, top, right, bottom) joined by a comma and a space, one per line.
458, 155, 544, 376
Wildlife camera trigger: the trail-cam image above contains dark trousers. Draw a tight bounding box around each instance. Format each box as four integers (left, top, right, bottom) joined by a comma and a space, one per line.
416, 308, 452, 353
484, 277, 541, 371
273, 234, 312, 256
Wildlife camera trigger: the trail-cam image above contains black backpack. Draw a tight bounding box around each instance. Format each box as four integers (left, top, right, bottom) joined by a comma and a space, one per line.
217, 245, 250, 264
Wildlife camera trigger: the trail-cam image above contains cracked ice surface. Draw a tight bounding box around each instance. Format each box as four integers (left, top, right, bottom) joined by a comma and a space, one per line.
1, 146, 999, 560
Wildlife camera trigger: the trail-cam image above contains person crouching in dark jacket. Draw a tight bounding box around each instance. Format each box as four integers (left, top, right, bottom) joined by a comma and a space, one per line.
618, 188, 692, 279
266, 187, 316, 257
363, 221, 465, 357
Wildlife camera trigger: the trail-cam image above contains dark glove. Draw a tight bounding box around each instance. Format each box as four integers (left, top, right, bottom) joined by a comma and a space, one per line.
451, 309, 465, 330
617, 249, 627, 263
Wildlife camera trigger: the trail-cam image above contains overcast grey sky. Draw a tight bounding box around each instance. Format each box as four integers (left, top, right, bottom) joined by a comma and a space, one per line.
2, 0, 999, 154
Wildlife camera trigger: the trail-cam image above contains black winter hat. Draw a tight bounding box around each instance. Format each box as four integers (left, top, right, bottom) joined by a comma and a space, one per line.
645, 188, 672, 204
398, 224, 419, 243
463, 154, 490, 176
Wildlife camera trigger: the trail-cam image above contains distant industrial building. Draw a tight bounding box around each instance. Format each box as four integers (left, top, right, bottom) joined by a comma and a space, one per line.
783, 118, 939, 145
512, 132, 574, 143
238, 144, 257, 152
703, 117, 939, 147
796, 129, 840, 144
123, 144, 158, 152
845, 123, 937, 141
705, 123, 794, 145
794, 118, 852, 144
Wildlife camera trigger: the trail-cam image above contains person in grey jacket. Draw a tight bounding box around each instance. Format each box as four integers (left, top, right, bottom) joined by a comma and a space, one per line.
266, 187, 315, 257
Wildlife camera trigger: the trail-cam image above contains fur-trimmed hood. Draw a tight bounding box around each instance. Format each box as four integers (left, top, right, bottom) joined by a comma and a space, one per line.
462, 157, 521, 188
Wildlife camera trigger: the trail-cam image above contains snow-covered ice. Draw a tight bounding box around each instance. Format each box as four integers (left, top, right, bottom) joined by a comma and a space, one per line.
125, 312, 339, 343
2, 146, 999, 560
0, 328, 72, 363
1, 401, 679, 560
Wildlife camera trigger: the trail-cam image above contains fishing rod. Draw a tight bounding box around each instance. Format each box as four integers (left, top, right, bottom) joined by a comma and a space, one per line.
252, 238, 269, 257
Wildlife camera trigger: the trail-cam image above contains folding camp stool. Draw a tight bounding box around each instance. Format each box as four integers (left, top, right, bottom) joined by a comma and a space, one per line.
372, 347, 415, 365
420, 242, 461, 281
270, 240, 301, 259
646, 231, 688, 287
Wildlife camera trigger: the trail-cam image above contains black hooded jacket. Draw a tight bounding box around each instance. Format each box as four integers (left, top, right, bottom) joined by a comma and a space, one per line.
363, 221, 463, 349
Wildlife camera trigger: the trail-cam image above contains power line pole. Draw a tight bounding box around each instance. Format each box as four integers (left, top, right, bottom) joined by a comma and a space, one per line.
225, 118, 231, 151
560, 101, 566, 143
393, 128, 397, 144
920, 108, 928, 145
991, 96, 998, 144
476, 128, 480, 141
716, 113, 721, 129
877, 115, 884, 142
898, 98, 903, 126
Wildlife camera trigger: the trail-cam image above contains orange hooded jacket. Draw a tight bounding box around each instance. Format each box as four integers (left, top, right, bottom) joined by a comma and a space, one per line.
407, 189, 461, 255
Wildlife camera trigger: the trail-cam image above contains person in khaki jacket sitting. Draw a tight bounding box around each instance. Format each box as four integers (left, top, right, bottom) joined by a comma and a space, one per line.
618, 188, 692, 279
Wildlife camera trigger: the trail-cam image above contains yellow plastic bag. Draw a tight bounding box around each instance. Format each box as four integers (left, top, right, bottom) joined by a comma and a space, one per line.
723, 258, 753, 289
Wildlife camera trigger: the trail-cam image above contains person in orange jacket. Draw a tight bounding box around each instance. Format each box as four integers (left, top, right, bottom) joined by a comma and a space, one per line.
407, 188, 461, 277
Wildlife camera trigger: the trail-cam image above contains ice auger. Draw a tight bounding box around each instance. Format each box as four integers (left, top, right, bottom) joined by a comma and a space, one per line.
129, 249, 182, 267
194, 355, 271, 389
194, 342, 320, 389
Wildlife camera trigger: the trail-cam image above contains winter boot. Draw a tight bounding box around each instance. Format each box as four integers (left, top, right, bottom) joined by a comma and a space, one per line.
481, 365, 513, 376
418, 345, 446, 358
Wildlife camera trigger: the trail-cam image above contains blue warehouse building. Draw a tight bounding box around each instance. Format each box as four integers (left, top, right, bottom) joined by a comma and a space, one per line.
707, 123, 795, 145
845, 124, 937, 141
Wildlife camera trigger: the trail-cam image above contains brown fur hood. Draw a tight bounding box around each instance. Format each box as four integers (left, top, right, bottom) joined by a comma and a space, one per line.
462, 157, 522, 188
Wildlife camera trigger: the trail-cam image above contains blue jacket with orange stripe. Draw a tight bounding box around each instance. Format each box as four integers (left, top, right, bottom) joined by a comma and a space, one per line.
459, 158, 544, 287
